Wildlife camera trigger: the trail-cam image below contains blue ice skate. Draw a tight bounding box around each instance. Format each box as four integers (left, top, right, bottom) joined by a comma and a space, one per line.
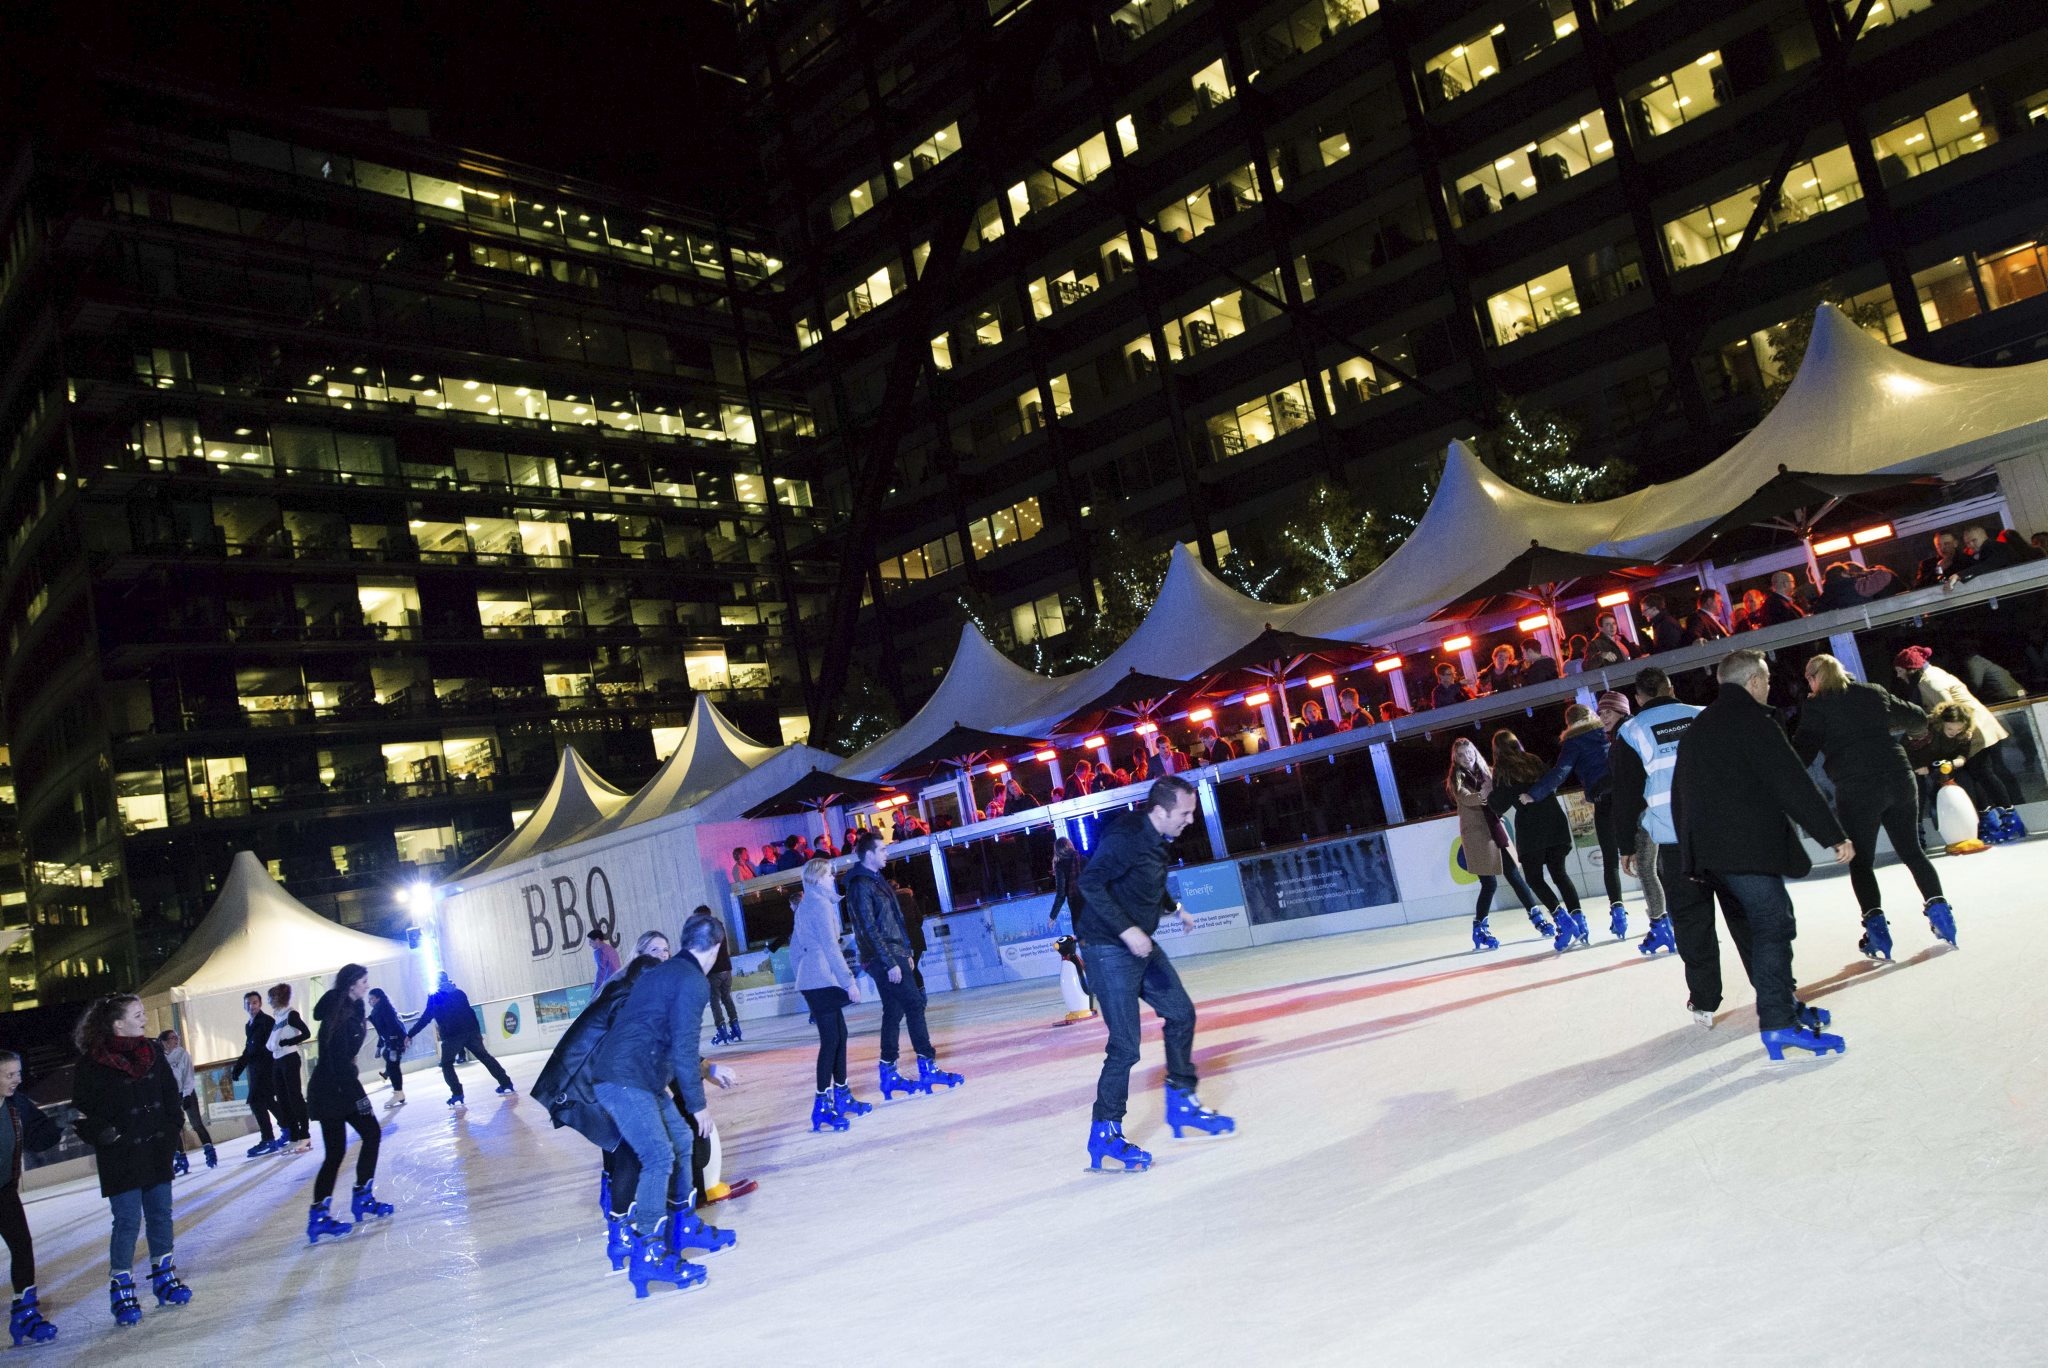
1760, 1025, 1846, 1061
1165, 1085, 1234, 1139
627, 1222, 707, 1299
148, 1255, 191, 1307
1569, 909, 1592, 949
1527, 908, 1554, 937
1638, 915, 1676, 956
605, 1211, 632, 1272
1087, 1120, 1152, 1173
107, 1273, 140, 1328
1551, 909, 1576, 953
306, 1198, 353, 1244
877, 1060, 929, 1100
831, 1083, 872, 1117
667, 1202, 736, 1257
1979, 810, 2005, 845
351, 1183, 394, 1221
810, 1091, 849, 1132
171, 1150, 189, 1178
917, 1055, 964, 1090
1858, 911, 1893, 961
709, 1026, 730, 1046
1471, 917, 1499, 951
1924, 897, 1957, 947
1795, 1002, 1831, 1031
2000, 808, 2028, 841
9, 1287, 56, 1345
1608, 903, 1628, 940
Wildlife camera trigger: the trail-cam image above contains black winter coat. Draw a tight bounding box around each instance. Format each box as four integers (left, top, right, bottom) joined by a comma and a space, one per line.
408, 986, 482, 1043
1793, 682, 1927, 785
72, 1045, 182, 1198
1487, 773, 1571, 859
307, 988, 372, 1122
532, 960, 650, 1152
369, 996, 407, 1057
588, 956, 709, 1113
232, 1009, 275, 1081
1674, 683, 1846, 879
3, 1094, 62, 1186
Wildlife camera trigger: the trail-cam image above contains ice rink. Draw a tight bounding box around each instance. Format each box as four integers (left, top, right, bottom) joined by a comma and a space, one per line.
18, 844, 2046, 1366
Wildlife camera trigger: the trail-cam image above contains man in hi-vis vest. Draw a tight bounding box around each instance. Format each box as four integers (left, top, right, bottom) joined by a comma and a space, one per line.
1609, 669, 1714, 1021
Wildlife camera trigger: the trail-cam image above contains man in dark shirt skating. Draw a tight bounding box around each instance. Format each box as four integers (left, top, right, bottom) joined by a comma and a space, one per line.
1074, 777, 1233, 1172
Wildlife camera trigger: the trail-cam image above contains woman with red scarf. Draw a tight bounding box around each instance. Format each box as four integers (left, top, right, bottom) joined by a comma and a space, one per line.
70, 994, 193, 1327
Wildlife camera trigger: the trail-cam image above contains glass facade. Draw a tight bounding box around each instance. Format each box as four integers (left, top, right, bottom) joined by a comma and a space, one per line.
0, 81, 818, 1002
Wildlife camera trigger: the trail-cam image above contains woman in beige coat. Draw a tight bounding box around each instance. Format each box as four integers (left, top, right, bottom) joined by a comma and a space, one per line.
1448, 737, 1552, 949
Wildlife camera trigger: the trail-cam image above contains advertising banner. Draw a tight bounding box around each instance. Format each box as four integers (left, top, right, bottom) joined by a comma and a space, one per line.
1381, 815, 1473, 903
1238, 833, 1398, 925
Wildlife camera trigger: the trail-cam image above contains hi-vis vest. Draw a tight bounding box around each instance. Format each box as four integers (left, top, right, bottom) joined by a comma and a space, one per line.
1618, 699, 1701, 846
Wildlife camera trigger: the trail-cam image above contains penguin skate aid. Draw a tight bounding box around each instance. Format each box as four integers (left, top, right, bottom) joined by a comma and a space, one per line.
1072, 778, 1235, 1173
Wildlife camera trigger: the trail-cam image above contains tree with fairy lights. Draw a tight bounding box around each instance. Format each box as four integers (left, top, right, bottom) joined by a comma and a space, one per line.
1470, 403, 1630, 502
822, 665, 900, 755
1270, 481, 1390, 600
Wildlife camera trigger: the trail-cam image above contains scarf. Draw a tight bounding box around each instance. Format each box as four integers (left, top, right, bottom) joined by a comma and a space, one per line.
95, 1034, 157, 1081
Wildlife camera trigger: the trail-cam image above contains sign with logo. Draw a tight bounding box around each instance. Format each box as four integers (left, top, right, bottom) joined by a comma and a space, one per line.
1239, 832, 1398, 925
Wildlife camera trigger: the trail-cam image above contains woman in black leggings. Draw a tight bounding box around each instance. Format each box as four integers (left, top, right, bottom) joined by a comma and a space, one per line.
366, 989, 408, 1109
304, 965, 394, 1244
267, 984, 312, 1152
1489, 730, 1586, 951
1, 1050, 62, 1343
1796, 656, 1956, 955
788, 860, 867, 1132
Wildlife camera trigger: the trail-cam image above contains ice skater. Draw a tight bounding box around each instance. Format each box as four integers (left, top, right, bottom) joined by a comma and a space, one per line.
589, 911, 737, 1297
231, 991, 286, 1157
700, 905, 743, 1045
1526, 696, 1634, 940
1490, 731, 1587, 951
154, 1030, 216, 1173
1895, 645, 2026, 842
70, 995, 194, 1326
1074, 776, 1233, 1172
790, 859, 868, 1131
304, 965, 395, 1243
367, 988, 409, 1109
845, 832, 963, 1098
2, 1050, 64, 1345
406, 972, 516, 1106
1794, 653, 1956, 957
1046, 837, 1087, 930
1671, 650, 1854, 1061
591, 914, 623, 994
1448, 738, 1551, 950
267, 984, 313, 1153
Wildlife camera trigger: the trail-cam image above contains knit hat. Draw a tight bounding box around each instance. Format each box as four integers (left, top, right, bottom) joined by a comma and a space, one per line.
1596, 690, 1631, 717
1894, 644, 1933, 672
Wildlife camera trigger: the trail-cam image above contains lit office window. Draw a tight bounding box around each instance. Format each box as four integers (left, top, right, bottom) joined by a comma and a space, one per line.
1661, 147, 1863, 270
1320, 348, 1407, 413
1450, 110, 1612, 223
1257, 0, 1381, 69
1625, 52, 1727, 138
1841, 0, 1935, 38
1206, 383, 1314, 460
1870, 94, 1997, 181
1420, 1, 1576, 107
1484, 243, 1644, 345
1011, 593, 1068, 645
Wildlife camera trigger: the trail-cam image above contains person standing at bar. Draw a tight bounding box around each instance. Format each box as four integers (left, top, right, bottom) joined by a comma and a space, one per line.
1671, 650, 1854, 1061
1074, 777, 1233, 1173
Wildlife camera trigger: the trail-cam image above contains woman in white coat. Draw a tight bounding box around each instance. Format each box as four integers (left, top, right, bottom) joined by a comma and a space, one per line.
788, 859, 868, 1132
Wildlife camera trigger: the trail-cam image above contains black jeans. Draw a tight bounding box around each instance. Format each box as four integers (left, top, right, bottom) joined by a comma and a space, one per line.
1964, 738, 2021, 810
801, 987, 850, 1090
1710, 872, 1801, 1032
313, 1113, 381, 1203
708, 971, 740, 1032
1657, 844, 1749, 1013
381, 1048, 405, 1095
0, 1184, 33, 1292
1080, 942, 1196, 1124
1591, 793, 1625, 906
864, 960, 934, 1064
244, 1059, 280, 1144
440, 1032, 512, 1098
273, 1054, 310, 1142
1473, 853, 1540, 920
1837, 769, 1943, 915
179, 1092, 212, 1147
1521, 845, 1580, 913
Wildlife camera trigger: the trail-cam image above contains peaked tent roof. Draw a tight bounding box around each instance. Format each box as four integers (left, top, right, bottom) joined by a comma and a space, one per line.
454, 745, 632, 878
1598, 304, 2048, 558
139, 851, 406, 1000
579, 695, 782, 839
840, 624, 1074, 780
692, 741, 862, 822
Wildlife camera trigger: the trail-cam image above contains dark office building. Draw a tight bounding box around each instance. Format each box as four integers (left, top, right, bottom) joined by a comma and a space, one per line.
738, 0, 2048, 698
0, 74, 822, 1001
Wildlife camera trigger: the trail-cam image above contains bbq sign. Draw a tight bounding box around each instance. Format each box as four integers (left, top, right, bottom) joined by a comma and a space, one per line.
523, 866, 618, 960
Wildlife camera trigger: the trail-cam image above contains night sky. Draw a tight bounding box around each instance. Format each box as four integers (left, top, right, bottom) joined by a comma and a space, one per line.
5, 1, 762, 214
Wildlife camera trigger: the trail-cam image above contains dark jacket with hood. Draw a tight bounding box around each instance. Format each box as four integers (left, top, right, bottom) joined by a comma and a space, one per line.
1673, 682, 1846, 878
72, 1040, 182, 1198
369, 995, 407, 1058
1487, 765, 1571, 859
407, 984, 482, 1043
307, 987, 372, 1122
1792, 681, 1927, 786
1530, 718, 1614, 804
533, 955, 658, 1152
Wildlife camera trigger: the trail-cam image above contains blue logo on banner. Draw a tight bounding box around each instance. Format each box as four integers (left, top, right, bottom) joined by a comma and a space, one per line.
501, 1002, 521, 1036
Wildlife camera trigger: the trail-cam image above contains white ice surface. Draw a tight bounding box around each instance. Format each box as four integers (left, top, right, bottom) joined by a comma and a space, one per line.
20, 846, 2047, 1367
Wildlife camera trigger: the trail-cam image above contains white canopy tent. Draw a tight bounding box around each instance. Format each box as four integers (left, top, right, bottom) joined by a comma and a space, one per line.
454, 745, 631, 879
139, 851, 417, 1066
578, 695, 782, 840
839, 624, 1074, 780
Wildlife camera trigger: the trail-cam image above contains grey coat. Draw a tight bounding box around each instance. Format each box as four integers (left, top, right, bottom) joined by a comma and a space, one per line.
790, 887, 856, 994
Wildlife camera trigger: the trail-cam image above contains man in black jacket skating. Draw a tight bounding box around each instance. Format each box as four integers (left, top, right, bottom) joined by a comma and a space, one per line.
845, 833, 962, 1098
406, 973, 515, 1105
1671, 649, 1854, 1061
230, 992, 285, 1156
1074, 777, 1233, 1172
